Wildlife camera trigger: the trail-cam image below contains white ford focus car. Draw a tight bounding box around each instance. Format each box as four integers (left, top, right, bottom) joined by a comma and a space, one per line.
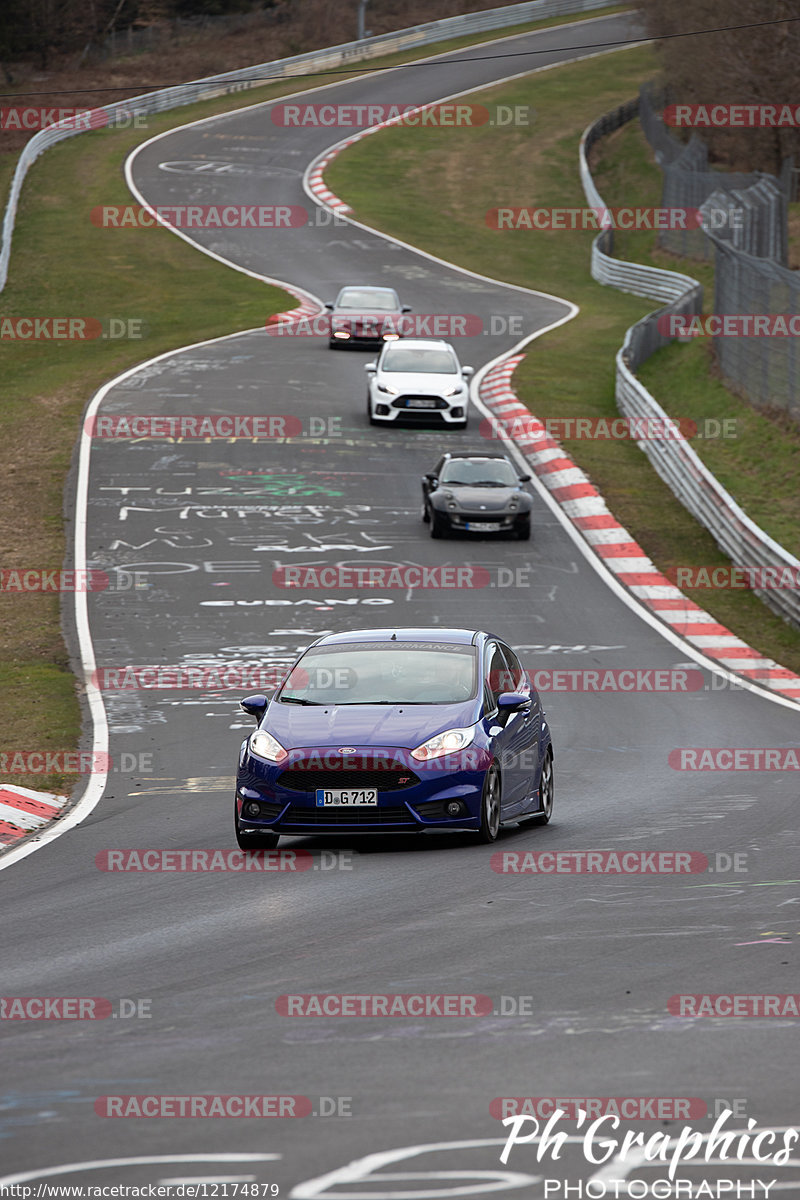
365, 339, 474, 429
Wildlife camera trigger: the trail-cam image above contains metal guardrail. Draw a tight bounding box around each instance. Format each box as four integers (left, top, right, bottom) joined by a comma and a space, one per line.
579, 104, 800, 628
0, 0, 614, 292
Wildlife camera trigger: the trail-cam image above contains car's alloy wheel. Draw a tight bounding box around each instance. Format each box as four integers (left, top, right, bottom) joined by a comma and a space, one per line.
527, 751, 554, 825
234, 797, 280, 849
477, 765, 501, 843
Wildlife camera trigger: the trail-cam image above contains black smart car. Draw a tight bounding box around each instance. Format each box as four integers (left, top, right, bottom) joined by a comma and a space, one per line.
421, 452, 533, 540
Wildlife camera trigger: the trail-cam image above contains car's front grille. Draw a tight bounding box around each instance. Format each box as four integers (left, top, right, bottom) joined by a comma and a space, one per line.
392, 395, 447, 410
283, 804, 415, 825
276, 768, 421, 793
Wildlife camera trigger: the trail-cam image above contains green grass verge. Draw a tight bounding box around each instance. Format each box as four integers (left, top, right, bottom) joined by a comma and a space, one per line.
326, 43, 800, 673
0, 5, 630, 800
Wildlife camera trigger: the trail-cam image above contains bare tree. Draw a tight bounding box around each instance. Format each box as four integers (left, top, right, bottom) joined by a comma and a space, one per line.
640, 0, 800, 173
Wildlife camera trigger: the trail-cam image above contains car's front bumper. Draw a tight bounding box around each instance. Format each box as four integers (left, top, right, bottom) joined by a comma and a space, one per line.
437, 509, 528, 533
369, 394, 467, 424
235, 747, 488, 834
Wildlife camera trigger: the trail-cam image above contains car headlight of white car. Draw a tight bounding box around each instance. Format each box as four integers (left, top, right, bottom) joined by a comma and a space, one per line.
410, 726, 475, 761
377, 382, 400, 394
249, 729, 288, 764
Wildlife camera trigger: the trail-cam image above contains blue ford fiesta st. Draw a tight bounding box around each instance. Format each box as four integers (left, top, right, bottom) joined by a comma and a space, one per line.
233, 628, 553, 848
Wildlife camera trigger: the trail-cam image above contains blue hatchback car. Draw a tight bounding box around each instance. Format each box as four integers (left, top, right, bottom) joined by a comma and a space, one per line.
234, 628, 553, 848
235, 628, 554, 844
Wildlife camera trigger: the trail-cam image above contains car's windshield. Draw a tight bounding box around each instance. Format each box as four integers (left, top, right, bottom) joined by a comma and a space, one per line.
381, 348, 457, 374
440, 459, 518, 487
277, 643, 477, 705
336, 289, 399, 311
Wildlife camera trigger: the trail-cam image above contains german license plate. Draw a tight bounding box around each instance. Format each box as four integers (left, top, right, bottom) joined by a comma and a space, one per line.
316, 789, 378, 807
407, 398, 437, 409
466, 521, 501, 531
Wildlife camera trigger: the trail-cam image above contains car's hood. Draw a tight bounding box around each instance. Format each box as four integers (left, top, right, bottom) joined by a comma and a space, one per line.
264, 698, 478, 749
377, 372, 461, 393
438, 485, 521, 511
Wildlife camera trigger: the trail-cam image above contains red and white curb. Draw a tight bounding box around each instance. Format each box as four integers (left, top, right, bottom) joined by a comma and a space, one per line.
0, 785, 70, 848
307, 153, 353, 214
305, 106, 439, 214
479, 357, 800, 703
266, 292, 324, 327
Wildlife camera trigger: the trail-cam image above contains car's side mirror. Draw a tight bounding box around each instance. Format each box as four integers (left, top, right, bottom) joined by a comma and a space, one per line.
365, 362, 377, 373
401, 305, 412, 313
424, 473, 438, 485
497, 691, 531, 712
240, 693, 269, 719
462, 366, 474, 377
518, 473, 532, 483
324, 302, 334, 310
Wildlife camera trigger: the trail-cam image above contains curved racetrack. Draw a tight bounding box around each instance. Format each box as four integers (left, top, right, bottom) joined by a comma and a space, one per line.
2, 12, 799, 1196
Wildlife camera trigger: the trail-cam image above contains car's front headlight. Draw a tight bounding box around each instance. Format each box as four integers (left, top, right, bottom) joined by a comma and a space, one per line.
377, 381, 400, 394
249, 729, 288, 764
444, 382, 465, 396
411, 726, 475, 761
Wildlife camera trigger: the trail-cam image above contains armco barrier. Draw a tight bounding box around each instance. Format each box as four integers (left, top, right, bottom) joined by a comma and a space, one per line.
0, 0, 615, 292
579, 103, 800, 629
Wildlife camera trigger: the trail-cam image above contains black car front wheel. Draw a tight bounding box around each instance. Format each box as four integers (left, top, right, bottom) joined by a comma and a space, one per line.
367, 393, 378, 426
235, 798, 280, 849
477, 765, 501, 843
515, 516, 531, 541
430, 510, 448, 539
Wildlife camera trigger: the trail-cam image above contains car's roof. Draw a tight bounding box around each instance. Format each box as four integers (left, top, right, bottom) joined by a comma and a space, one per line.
337, 285, 398, 294
380, 338, 453, 351
441, 453, 513, 463
312, 628, 482, 647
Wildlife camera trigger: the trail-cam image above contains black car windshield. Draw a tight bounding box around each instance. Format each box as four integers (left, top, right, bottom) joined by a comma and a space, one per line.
337, 289, 399, 311
278, 643, 477, 705
381, 348, 457, 374
440, 459, 518, 487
